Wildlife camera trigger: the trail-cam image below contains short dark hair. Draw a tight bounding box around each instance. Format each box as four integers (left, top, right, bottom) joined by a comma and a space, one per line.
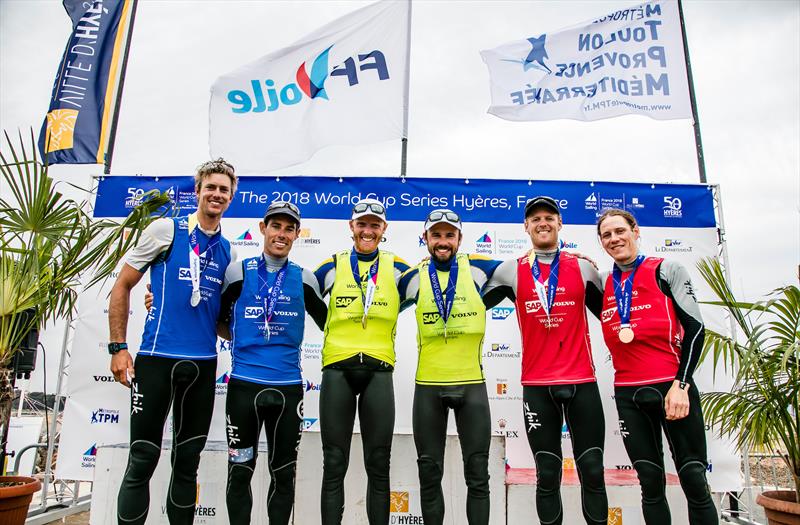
596, 208, 638, 236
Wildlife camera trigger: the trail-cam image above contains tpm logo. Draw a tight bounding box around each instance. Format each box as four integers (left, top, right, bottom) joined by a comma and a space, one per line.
90, 408, 119, 425
491, 307, 514, 320
227, 46, 390, 113
502, 34, 552, 73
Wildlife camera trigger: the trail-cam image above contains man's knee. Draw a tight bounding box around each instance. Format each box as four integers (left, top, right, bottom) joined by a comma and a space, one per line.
417, 455, 444, 487
227, 462, 255, 493
534, 451, 563, 491
633, 460, 667, 503
365, 446, 390, 483
576, 447, 605, 489
464, 452, 489, 495
126, 441, 161, 482
173, 434, 207, 477
272, 463, 298, 492
678, 461, 712, 505
323, 445, 349, 481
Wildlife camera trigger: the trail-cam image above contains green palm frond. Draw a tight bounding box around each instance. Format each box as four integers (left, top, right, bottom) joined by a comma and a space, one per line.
697, 257, 800, 499
0, 129, 170, 362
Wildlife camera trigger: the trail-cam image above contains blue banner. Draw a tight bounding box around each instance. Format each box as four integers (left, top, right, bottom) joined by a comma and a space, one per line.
95, 176, 716, 228
38, 0, 135, 165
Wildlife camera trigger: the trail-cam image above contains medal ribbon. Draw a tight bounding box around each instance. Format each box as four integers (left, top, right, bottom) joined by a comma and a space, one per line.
258, 256, 289, 340
428, 256, 459, 339
530, 250, 560, 319
350, 249, 380, 327
188, 224, 219, 307
612, 254, 645, 326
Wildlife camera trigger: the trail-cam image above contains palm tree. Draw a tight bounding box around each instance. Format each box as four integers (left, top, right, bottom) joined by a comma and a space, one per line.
697, 257, 799, 502
0, 130, 170, 466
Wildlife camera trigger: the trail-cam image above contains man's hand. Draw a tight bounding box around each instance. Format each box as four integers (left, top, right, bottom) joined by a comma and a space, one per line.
664, 380, 690, 420
570, 251, 599, 270
144, 284, 153, 310
110, 350, 135, 388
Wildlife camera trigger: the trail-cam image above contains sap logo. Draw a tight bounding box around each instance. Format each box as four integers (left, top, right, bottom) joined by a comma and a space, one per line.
491, 307, 514, 320
663, 196, 683, 218
302, 418, 318, 430
305, 380, 321, 392
335, 296, 357, 308
93, 375, 115, 383
90, 408, 119, 424
601, 307, 616, 323
422, 312, 441, 325
178, 268, 192, 281
525, 300, 542, 314
559, 239, 578, 249
244, 306, 264, 319
205, 275, 222, 285
227, 48, 390, 114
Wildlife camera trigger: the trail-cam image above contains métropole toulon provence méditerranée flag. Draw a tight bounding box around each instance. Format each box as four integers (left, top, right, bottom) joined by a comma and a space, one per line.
209, 0, 410, 173
38, 0, 136, 165
480, 0, 692, 122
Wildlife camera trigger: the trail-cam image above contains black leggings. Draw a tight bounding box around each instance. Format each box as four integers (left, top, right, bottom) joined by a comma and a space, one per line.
522, 383, 607, 525
225, 379, 303, 525
413, 383, 491, 525
614, 381, 717, 524
319, 360, 395, 525
117, 354, 216, 525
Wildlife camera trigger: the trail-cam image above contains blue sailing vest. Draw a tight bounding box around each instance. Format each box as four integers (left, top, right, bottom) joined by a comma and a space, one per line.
230, 255, 305, 385
139, 216, 231, 359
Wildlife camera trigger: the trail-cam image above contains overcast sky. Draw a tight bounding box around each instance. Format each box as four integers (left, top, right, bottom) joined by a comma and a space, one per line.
2, 0, 798, 304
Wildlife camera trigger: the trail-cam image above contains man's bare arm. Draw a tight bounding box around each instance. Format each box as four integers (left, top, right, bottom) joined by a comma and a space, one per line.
108, 263, 145, 387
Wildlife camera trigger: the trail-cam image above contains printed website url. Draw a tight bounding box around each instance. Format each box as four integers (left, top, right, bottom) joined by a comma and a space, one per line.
583, 100, 672, 112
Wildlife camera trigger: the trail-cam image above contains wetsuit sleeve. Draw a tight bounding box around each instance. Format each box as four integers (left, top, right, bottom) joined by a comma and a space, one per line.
314, 257, 337, 297
124, 218, 174, 272
657, 260, 704, 384
218, 261, 244, 327
302, 267, 328, 331
578, 258, 604, 320
468, 255, 502, 293
481, 259, 517, 308
398, 267, 420, 311
393, 256, 411, 284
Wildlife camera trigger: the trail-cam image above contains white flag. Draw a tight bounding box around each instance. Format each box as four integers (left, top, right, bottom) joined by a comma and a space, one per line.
210, 0, 409, 173
480, 0, 691, 122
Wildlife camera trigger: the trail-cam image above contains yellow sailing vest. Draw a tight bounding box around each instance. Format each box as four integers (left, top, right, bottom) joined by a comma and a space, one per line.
415, 253, 486, 385
322, 250, 400, 367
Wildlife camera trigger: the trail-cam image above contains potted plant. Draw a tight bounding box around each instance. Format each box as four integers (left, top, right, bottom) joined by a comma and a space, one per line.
0, 130, 169, 523
697, 257, 799, 524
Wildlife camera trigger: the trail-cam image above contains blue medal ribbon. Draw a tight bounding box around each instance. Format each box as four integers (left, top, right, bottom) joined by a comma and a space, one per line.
612, 254, 645, 326
258, 256, 288, 340
428, 257, 459, 340
188, 225, 220, 307
350, 248, 380, 327
530, 250, 560, 317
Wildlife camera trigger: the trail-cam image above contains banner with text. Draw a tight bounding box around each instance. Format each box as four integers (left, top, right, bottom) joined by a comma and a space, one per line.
481, 0, 691, 122
57, 176, 740, 494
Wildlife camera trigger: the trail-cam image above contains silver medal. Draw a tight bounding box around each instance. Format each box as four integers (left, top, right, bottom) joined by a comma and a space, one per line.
190, 289, 201, 307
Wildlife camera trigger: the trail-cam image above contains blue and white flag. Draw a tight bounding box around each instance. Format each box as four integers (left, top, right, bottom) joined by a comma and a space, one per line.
480, 0, 691, 122
38, 0, 136, 165
210, 0, 410, 173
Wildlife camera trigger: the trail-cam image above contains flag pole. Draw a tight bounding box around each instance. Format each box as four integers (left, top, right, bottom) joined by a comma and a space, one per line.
399, 0, 412, 177
104, 0, 139, 175
677, 0, 707, 184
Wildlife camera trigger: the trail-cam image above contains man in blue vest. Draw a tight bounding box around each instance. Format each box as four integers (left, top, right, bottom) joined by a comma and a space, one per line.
215, 201, 327, 524
108, 159, 237, 525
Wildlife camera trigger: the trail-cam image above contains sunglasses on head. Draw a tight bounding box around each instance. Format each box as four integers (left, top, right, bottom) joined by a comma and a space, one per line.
353, 202, 385, 215
268, 200, 300, 214
426, 211, 460, 223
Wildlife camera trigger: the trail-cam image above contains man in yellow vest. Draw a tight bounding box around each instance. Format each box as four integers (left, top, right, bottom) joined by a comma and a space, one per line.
313, 198, 411, 524
397, 209, 500, 525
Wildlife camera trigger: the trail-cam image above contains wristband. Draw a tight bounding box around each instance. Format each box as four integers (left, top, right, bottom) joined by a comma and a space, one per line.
108, 342, 128, 355
678, 381, 689, 390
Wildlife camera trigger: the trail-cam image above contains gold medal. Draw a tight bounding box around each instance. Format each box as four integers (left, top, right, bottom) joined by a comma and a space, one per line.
361, 314, 368, 329
618, 326, 635, 344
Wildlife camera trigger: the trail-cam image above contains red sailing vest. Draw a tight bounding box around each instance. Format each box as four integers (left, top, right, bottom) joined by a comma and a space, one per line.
601, 257, 683, 386
515, 252, 596, 385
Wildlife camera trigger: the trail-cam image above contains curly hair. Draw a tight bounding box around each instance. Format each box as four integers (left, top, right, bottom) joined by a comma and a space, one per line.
194, 158, 237, 195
